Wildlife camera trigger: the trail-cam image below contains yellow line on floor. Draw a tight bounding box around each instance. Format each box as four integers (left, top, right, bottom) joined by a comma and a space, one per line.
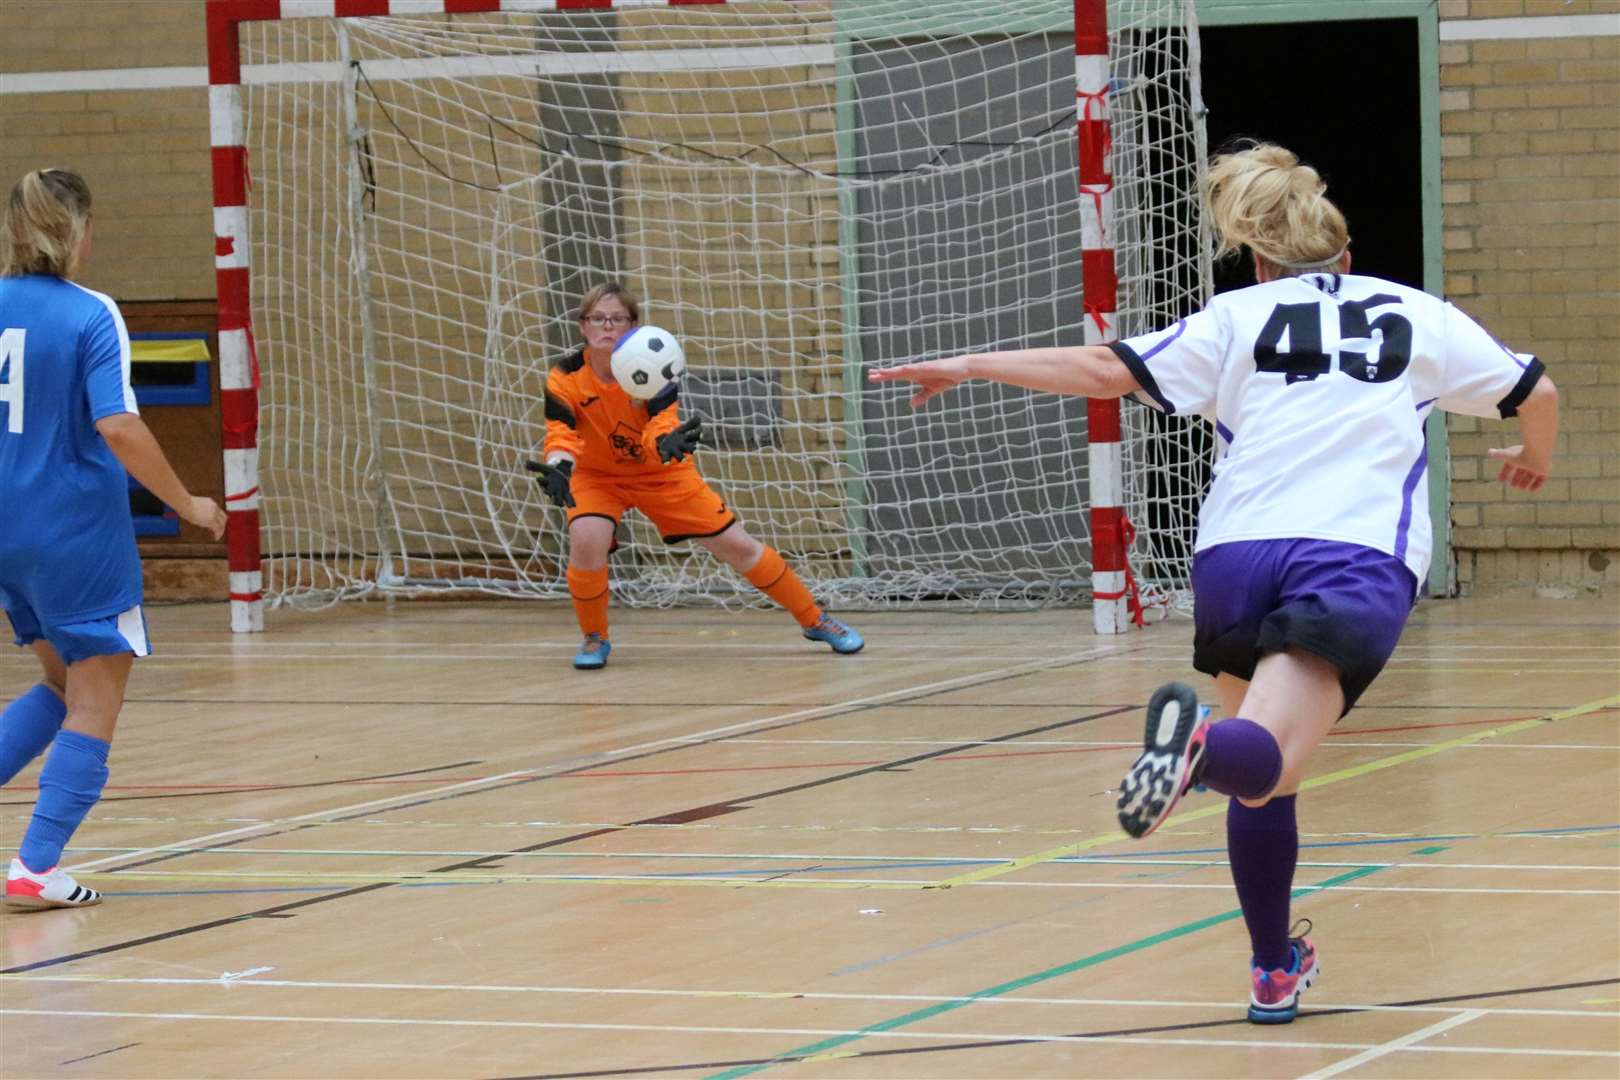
929, 695, 1620, 890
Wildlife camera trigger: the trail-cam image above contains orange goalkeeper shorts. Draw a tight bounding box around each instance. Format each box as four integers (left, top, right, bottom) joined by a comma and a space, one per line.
567, 465, 737, 543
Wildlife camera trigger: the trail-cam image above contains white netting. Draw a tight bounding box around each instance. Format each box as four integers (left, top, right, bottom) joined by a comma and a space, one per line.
238, 0, 1212, 611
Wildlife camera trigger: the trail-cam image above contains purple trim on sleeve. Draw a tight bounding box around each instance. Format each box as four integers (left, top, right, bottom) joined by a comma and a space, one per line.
1488, 331, 1529, 368
1139, 319, 1188, 362
1415, 398, 1436, 411
1393, 439, 1429, 563
1216, 419, 1234, 444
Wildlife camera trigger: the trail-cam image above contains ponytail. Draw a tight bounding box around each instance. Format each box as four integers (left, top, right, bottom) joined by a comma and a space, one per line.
2, 168, 92, 279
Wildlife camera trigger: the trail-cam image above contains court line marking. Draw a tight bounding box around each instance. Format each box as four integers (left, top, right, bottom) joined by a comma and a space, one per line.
11, 643, 1611, 668
0, 1008, 1613, 1059
716, 735, 1619, 748
705, 864, 1380, 1078
48, 817, 1620, 845
929, 695, 1620, 890
8, 639, 1609, 656
705, 700, 1619, 1077
112, 653, 1152, 665
1289, 741, 1620, 751
64, 646, 1128, 876
68, 869, 1617, 896
700, 860, 1603, 1079
1303, 1010, 1487, 1079
4, 638, 1607, 651
4, 975, 1613, 1020
9, 732, 1612, 802
53, 847, 1620, 873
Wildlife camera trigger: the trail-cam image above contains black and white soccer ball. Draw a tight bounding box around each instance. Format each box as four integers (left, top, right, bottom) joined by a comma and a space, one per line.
609, 325, 687, 401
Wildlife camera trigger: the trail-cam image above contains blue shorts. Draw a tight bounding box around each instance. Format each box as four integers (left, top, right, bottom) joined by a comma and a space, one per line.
4, 599, 152, 665
1191, 539, 1417, 712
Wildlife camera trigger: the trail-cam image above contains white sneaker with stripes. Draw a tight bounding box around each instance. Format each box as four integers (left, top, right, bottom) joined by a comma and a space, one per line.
5, 858, 102, 910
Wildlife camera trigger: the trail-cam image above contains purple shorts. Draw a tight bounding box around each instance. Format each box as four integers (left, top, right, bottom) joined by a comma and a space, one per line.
1191, 539, 1418, 712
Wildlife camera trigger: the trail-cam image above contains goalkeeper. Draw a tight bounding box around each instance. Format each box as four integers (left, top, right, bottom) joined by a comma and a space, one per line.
528, 282, 863, 670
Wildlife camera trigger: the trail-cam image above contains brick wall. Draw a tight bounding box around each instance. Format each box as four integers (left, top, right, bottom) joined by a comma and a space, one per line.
0, 2, 216, 302
1438, 0, 1620, 596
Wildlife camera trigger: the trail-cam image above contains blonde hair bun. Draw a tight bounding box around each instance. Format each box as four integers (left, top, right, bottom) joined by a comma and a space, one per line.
1206, 142, 1348, 274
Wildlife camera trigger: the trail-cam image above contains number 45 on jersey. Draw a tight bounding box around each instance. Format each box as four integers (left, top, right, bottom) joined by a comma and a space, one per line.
1256, 294, 1412, 386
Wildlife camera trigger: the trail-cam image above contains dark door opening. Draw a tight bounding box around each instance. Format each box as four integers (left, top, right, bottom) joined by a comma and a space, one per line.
1199, 18, 1425, 293
1133, 17, 1427, 585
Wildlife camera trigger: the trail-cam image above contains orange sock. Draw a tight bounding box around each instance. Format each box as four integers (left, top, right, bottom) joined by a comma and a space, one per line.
566, 565, 610, 639
743, 546, 821, 628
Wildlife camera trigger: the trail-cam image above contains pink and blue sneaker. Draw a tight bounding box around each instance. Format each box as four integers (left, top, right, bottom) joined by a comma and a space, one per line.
1249, 921, 1319, 1023
1116, 681, 1212, 838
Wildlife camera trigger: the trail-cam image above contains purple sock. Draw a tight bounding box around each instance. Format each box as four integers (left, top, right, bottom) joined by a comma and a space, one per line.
1227, 794, 1298, 972
1199, 717, 1282, 799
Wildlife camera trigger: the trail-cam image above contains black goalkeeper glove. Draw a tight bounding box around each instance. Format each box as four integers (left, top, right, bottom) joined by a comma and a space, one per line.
525, 458, 576, 508
655, 418, 703, 464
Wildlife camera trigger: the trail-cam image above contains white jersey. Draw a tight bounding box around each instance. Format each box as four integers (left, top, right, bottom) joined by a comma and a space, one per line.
1110, 273, 1544, 585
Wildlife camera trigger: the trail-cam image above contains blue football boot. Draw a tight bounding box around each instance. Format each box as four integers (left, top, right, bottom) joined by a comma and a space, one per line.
573, 633, 611, 670
803, 615, 864, 654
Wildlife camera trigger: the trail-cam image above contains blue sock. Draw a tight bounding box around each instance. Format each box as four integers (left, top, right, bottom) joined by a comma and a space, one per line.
19, 729, 110, 873
0, 684, 67, 787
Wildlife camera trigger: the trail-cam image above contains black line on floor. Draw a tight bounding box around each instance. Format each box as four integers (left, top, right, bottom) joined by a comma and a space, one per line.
58, 1042, 140, 1066
0, 759, 485, 808
310, 653, 1141, 828
428, 705, 1134, 874
3, 652, 1139, 972
494, 976, 1620, 1078
2, 884, 394, 974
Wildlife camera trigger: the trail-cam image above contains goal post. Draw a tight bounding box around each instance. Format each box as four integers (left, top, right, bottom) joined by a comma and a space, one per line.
205, 0, 1212, 634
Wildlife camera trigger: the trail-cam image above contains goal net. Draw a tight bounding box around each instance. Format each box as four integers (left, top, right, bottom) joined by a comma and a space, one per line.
228, 0, 1212, 615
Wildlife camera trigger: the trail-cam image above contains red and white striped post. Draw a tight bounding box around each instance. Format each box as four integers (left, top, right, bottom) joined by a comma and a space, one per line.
206, 0, 274, 633
1075, 0, 1135, 634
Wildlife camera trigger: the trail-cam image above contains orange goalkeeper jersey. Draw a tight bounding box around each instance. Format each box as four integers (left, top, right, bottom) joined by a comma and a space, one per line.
542, 348, 690, 476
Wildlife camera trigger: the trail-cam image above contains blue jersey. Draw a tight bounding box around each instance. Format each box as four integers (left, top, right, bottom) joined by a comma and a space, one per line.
0, 273, 143, 621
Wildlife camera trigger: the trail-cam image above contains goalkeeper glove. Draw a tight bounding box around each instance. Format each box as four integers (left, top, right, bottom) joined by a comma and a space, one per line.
655, 418, 703, 464
525, 458, 576, 508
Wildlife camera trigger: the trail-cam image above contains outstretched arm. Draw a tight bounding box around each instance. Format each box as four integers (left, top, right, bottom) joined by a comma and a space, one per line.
866, 345, 1141, 407
1488, 372, 1559, 491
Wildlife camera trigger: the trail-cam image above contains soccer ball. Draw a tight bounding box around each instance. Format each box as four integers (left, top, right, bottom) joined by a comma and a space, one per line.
610, 325, 686, 400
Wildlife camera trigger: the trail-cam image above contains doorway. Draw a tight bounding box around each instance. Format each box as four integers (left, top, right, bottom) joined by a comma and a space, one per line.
1199, 17, 1425, 293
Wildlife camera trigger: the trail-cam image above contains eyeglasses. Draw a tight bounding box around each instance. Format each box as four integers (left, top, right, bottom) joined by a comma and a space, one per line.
583, 315, 633, 328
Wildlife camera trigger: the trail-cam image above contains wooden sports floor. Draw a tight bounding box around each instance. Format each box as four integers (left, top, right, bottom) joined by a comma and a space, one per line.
1, 596, 1616, 1079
